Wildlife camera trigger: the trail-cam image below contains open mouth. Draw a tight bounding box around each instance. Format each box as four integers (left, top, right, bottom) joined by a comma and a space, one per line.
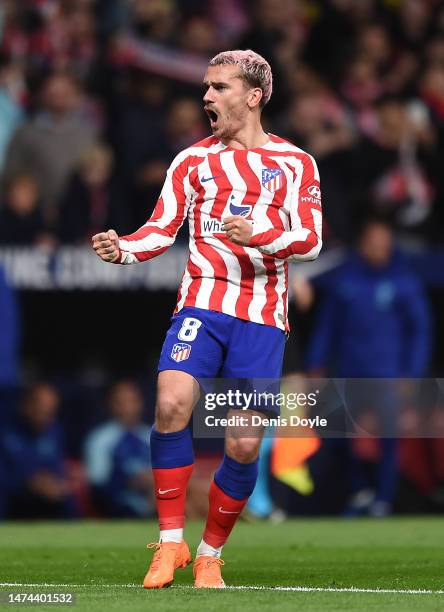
205, 107, 219, 128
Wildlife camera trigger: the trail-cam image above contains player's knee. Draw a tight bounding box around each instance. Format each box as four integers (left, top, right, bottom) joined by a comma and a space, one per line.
226, 437, 261, 463
155, 392, 190, 432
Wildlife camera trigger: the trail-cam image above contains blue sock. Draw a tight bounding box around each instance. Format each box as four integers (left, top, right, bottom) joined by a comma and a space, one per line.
150, 426, 194, 469
214, 454, 259, 500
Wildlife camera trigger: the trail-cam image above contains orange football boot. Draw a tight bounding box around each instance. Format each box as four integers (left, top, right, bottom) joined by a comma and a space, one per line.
193, 556, 226, 588
143, 541, 191, 588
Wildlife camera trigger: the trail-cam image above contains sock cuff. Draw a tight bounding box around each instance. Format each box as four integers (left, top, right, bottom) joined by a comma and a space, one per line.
150, 426, 194, 469
223, 454, 258, 472
151, 427, 189, 441
214, 454, 259, 500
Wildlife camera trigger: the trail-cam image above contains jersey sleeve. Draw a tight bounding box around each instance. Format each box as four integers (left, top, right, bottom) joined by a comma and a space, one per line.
248, 153, 322, 262
116, 152, 192, 264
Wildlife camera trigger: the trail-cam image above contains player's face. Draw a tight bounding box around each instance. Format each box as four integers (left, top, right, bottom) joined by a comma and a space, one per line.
203, 64, 251, 139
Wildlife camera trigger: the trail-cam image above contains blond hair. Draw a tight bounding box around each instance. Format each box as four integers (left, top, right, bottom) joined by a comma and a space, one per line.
209, 49, 273, 108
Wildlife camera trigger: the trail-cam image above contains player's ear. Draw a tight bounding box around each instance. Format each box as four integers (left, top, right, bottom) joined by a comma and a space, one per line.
247, 87, 263, 110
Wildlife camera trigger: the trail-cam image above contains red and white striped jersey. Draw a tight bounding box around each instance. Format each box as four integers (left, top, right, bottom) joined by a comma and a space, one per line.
118, 134, 322, 331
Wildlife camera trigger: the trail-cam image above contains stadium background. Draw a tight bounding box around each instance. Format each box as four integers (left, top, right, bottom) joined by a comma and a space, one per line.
1, 0, 444, 521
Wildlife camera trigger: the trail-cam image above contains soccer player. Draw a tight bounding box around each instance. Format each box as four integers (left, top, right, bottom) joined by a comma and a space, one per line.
92, 49, 322, 589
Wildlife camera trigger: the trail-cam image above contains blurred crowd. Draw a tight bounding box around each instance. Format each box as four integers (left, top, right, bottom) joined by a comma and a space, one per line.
0, 379, 218, 519
1, 0, 444, 519
0, 0, 444, 244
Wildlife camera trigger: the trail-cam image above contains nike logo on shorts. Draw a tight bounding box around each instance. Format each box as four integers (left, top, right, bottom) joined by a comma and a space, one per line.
158, 487, 180, 495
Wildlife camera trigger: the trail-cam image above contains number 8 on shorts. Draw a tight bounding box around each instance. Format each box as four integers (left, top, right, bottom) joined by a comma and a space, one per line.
178, 317, 202, 342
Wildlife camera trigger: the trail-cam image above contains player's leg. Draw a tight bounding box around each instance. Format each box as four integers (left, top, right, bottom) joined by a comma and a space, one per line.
151, 370, 198, 540
144, 307, 226, 588
144, 370, 197, 588
194, 411, 263, 588
194, 318, 285, 588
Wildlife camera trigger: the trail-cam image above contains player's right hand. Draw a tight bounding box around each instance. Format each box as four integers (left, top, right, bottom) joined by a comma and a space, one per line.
91, 229, 120, 263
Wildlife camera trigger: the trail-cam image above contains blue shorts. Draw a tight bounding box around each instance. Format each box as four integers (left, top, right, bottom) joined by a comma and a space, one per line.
158, 307, 285, 380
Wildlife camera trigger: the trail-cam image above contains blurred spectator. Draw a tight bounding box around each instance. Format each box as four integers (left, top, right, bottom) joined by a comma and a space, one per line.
419, 63, 444, 124
129, 0, 178, 45
277, 88, 354, 243
0, 1, 97, 82
58, 144, 131, 244
279, 90, 354, 160
239, 0, 308, 114
307, 218, 431, 380
0, 383, 76, 519
0, 2, 52, 73
341, 54, 384, 111
246, 435, 275, 519
111, 70, 169, 190
3, 72, 98, 227
84, 380, 153, 518
357, 23, 393, 71
165, 96, 207, 153
304, 0, 376, 84
0, 264, 19, 429
179, 16, 219, 56
0, 174, 51, 245
131, 97, 206, 225
389, 0, 435, 55
306, 218, 431, 516
0, 56, 24, 173
50, 1, 98, 80
208, 0, 249, 47
351, 96, 437, 232
341, 24, 417, 122
424, 35, 444, 69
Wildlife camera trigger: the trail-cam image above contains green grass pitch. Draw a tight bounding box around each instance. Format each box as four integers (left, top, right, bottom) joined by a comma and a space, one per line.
0, 518, 443, 611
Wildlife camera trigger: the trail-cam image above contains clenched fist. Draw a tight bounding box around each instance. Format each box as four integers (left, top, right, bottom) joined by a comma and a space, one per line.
222, 215, 253, 246
91, 229, 120, 263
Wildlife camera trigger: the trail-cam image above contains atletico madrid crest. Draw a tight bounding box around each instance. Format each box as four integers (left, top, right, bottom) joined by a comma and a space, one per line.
262, 168, 283, 192
171, 342, 192, 362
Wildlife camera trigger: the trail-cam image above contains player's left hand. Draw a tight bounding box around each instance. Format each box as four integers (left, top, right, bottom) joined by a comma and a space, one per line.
222, 215, 253, 246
